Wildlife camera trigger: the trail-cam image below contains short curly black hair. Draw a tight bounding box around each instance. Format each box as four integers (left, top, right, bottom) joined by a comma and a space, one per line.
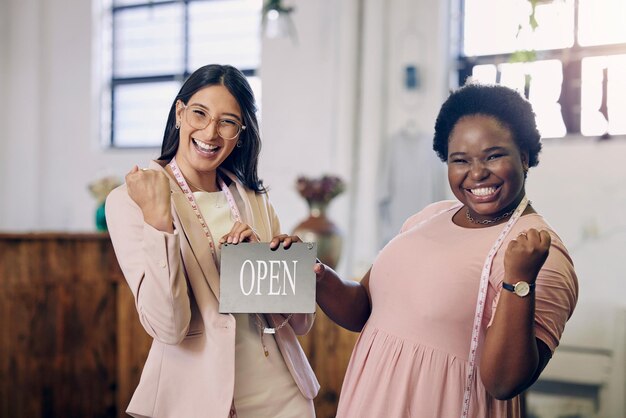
433, 83, 542, 167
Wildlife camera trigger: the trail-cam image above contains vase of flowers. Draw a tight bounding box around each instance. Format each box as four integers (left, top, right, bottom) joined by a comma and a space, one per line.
292, 175, 345, 269
88, 176, 121, 232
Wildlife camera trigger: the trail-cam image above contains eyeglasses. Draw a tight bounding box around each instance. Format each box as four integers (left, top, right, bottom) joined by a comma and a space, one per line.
181, 103, 246, 140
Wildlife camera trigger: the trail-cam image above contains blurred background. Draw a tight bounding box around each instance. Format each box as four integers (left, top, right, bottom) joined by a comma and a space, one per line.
0, 0, 625, 417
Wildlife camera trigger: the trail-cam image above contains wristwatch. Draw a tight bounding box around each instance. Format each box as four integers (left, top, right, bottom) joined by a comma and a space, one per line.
502, 281, 535, 297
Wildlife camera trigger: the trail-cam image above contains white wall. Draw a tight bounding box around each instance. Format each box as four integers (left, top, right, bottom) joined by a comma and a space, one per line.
0, 0, 7, 224
1, 0, 42, 228
259, 0, 451, 277
527, 138, 626, 415
259, 0, 358, 275
0, 0, 156, 232
528, 138, 626, 350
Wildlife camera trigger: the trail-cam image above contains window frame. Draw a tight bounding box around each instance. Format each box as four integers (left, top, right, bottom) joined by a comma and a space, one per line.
106, 0, 259, 148
456, 0, 626, 138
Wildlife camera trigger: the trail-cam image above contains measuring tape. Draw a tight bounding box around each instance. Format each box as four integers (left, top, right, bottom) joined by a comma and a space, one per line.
168, 157, 242, 269
460, 196, 528, 417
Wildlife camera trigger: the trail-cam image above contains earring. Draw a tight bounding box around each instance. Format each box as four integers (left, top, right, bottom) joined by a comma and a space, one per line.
236, 140, 242, 148
175, 122, 180, 130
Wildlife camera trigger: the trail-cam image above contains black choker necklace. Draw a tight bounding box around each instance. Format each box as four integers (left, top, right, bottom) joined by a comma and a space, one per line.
465, 208, 514, 225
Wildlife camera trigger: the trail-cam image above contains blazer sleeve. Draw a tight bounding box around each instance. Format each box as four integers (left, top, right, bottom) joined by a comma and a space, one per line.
105, 185, 192, 345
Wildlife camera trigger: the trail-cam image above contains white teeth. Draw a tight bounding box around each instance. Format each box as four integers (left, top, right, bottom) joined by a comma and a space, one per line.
193, 139, 217, 151
470, 187, 496, 196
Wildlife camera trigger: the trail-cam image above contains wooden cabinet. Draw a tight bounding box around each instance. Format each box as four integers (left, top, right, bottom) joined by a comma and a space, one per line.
0, 233, 357, 418
0, 233, 151, 418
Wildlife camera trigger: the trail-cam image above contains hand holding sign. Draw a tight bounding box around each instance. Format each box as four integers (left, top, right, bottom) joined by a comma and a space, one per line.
218, 221, 261, 245
269, 234, 302, 250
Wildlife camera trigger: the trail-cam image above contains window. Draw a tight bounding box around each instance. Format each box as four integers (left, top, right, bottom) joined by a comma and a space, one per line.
457, 0, 626, 138
103, 0, 262, 148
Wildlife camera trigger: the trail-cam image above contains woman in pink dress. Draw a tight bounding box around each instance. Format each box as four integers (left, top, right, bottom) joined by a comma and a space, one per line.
314, 84, 578, 417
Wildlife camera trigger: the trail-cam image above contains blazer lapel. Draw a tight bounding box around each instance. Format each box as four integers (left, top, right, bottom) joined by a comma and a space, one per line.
220, 169, 253, 225
219, 169, 272, 241
170, 190, 222, 299
149, 160, 222, 299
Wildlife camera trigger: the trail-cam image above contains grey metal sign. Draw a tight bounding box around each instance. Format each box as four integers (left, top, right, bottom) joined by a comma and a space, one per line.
219, 242, 317, 313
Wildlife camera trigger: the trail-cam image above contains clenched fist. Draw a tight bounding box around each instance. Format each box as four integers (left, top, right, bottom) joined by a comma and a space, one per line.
504, 228, 551, 283
126, 165, 173, 232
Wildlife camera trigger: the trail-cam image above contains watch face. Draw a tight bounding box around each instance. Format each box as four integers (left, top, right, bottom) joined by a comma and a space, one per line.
514, 281, 530, 297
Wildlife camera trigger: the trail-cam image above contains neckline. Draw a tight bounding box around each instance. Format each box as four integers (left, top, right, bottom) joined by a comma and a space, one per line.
163, 160, 222, 193
193, 190, 227, 210
192, 190, 223, 195
447, 204, 540, 231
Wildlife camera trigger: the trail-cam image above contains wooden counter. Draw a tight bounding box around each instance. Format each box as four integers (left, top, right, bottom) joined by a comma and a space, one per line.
0, 233, 151, 418
0, 233, 357, 418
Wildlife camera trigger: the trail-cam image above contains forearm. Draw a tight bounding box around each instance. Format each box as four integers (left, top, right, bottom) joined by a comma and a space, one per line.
142, 202, 174, 233
107, 190, 191, 344
135, 224, 192, 344
480, 290, 540, 399
316, 266, 371, 332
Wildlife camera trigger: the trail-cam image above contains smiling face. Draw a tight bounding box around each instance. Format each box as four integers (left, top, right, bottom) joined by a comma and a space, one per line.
174, 84, 243, 190
447, 114, 528, 223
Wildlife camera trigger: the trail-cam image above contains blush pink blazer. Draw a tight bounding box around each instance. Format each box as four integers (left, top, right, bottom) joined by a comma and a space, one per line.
105, 160, 319, 418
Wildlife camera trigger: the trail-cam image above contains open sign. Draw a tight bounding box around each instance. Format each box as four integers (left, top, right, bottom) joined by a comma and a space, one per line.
219, 242, 317, 313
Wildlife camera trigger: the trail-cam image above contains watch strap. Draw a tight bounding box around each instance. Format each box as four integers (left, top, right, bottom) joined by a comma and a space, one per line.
502, 281, 535, 295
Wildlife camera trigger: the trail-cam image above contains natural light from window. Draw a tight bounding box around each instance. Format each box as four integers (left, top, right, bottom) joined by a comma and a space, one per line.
462, 0, 626, 138
103, 0, 262, 148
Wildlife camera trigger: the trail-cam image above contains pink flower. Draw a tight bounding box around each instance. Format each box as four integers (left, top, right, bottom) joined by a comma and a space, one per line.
296, 175, 345, 205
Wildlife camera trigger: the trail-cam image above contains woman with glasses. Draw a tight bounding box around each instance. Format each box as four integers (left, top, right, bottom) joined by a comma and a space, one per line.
106, 64, 318, 418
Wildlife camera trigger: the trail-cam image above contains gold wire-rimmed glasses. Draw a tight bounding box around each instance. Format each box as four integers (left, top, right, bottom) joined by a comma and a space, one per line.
181, 103, 246, 140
